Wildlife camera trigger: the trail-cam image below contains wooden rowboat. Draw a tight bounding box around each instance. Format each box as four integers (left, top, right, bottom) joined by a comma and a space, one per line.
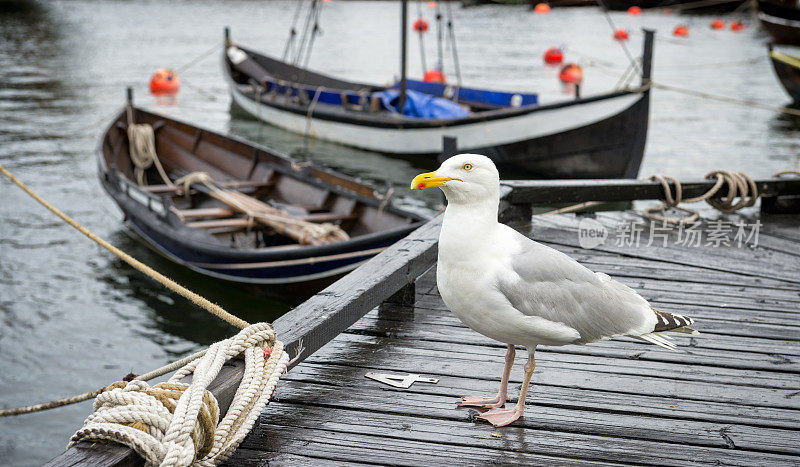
97, 99, 426, 296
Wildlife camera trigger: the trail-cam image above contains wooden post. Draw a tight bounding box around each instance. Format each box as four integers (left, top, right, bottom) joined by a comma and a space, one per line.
399, 0, 409, 113
641, 29, 655, 86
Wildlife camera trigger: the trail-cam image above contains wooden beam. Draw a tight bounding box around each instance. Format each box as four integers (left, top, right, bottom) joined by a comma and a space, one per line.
272, 214, 441, 371
49, 215, 442, 466
500, 177, 800, 205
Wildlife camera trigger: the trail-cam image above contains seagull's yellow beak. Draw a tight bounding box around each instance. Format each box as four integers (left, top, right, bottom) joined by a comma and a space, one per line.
410, 171, 458, 190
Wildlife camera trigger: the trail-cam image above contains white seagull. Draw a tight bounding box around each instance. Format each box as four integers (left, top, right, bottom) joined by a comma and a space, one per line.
411, 154, 697, 427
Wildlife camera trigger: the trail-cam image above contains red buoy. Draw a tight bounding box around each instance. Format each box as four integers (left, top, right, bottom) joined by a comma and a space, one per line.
423, 69, 446, 83
149, 69, 180, 95
614, 29, 629, 40
627, 6, 642, 15
559, 63, 583, 85
534, 3, 551, 14
673, 24, 689, 37
731, 20, 746, 31
710, 19, 725, 30
544, 47, 564, 64
413, 18, 429, 33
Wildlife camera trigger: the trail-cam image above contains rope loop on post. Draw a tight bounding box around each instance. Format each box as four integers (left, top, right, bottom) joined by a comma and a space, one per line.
643, 170, 759, 225
69, 323, 289, 467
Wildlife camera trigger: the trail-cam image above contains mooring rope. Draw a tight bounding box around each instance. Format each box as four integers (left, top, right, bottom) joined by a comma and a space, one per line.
68, 324, 289, 467
0, 163, 293, 465
643, 170, 760, 225
0, 164, 248, 330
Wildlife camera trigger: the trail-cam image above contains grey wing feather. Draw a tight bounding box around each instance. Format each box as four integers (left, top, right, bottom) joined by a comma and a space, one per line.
496, 227, 656, 344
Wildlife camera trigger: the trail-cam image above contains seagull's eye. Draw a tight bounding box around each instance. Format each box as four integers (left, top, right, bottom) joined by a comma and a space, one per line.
462, 163, 473, 171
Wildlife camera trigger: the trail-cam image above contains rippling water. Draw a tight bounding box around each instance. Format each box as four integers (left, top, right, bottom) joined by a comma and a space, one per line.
0, 0, 798, 464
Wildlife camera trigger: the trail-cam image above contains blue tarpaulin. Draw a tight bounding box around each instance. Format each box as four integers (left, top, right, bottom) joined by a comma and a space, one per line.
375, 89, 471, 119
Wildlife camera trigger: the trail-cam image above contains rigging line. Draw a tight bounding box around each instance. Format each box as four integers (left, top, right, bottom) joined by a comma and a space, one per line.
594, 0, 642, 77
174, 40, 224, 75
435, 1, 444, 69
283, 0, 306, 61
416, 0, 428, 74
294, 0, 318, 66
652, 81, 800, 117
444, 0, 462, 86
301, 2, 324, 69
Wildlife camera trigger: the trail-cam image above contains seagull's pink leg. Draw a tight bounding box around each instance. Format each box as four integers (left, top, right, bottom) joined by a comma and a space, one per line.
459, 344, 515, 409
478, 349, 535, 427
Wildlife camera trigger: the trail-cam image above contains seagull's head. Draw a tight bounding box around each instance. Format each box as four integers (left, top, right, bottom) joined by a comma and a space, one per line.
410, 154, 500, 204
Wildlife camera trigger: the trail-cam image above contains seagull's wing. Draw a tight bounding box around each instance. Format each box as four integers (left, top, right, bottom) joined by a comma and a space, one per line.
495, 225, 657, 345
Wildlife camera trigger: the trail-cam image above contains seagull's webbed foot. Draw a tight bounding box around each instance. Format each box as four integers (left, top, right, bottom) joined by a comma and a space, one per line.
458, 394, 506, 409
477, 406, 524, 427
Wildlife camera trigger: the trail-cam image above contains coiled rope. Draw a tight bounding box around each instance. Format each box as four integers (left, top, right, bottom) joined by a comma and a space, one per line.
644, 170, 760, 225
127, 121, 174, 187
0, 164, 291, 465
69, 323, 289, 467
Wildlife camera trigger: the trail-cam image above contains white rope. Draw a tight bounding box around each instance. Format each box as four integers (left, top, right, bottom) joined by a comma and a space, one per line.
68, 323, 289, 467
127, 123, 174, 187
643, 170, 759, 225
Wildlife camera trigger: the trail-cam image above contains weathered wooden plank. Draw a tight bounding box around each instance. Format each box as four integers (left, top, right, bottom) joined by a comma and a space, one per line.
267, 381, 800, 454
302, 335, 800, 408
284, 363, 800, 430
237, 423, 611, 466
270, 215, 441, 371
501, 177, 800, 205
241, 405, 800, 466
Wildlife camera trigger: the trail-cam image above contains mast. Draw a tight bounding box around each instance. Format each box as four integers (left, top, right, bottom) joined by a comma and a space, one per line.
399, 0, 408, 113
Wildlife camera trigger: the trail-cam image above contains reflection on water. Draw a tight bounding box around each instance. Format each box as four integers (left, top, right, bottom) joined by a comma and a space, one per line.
1, 0, 799, 464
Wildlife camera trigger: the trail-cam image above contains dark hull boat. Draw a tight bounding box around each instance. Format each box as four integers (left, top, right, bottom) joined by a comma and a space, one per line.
769, 45, 800, 102
759, 0, 800, 44
223, 29, 655, 180
98, 102, 425, 295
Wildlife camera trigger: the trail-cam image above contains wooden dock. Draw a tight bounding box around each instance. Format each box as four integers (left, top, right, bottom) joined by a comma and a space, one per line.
225, 210, 800, 465
52, 177, 800, 466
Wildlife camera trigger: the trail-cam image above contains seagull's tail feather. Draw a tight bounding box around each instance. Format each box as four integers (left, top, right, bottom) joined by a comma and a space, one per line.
652, 308, 698, 334
635, 332, 678, 351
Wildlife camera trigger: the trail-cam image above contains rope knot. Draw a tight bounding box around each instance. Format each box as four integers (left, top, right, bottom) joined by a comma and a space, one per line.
69, 323, 289, 466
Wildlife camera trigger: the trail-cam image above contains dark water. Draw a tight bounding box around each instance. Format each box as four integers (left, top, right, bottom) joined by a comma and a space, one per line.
0, 0, 798, 464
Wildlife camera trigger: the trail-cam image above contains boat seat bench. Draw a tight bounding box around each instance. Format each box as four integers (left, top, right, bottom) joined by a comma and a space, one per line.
186, 212, 358, 229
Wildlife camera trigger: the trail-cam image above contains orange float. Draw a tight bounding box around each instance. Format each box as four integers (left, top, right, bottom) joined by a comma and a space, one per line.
558, 63, 583, 85
427, 1, 437, 7
423, 69, 446, 83
544, 47, 564, 64
627, 6, 642, 15
413, 18, 429, 32
731, 20, 746, 31
149, 69, 180, 95
673, 24, 689, 37
534, 3, 551, 14
710, 19, 725, 30
614, 29, 629, 40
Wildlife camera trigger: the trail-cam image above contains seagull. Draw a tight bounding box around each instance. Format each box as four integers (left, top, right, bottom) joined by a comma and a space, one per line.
411, 154, 698, 427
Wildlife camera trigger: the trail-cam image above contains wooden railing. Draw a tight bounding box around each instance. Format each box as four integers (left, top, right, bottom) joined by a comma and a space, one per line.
49, 175, 800, 465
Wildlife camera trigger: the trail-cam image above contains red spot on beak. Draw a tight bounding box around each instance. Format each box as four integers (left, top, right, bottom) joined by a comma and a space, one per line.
418, 183, 426, 190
